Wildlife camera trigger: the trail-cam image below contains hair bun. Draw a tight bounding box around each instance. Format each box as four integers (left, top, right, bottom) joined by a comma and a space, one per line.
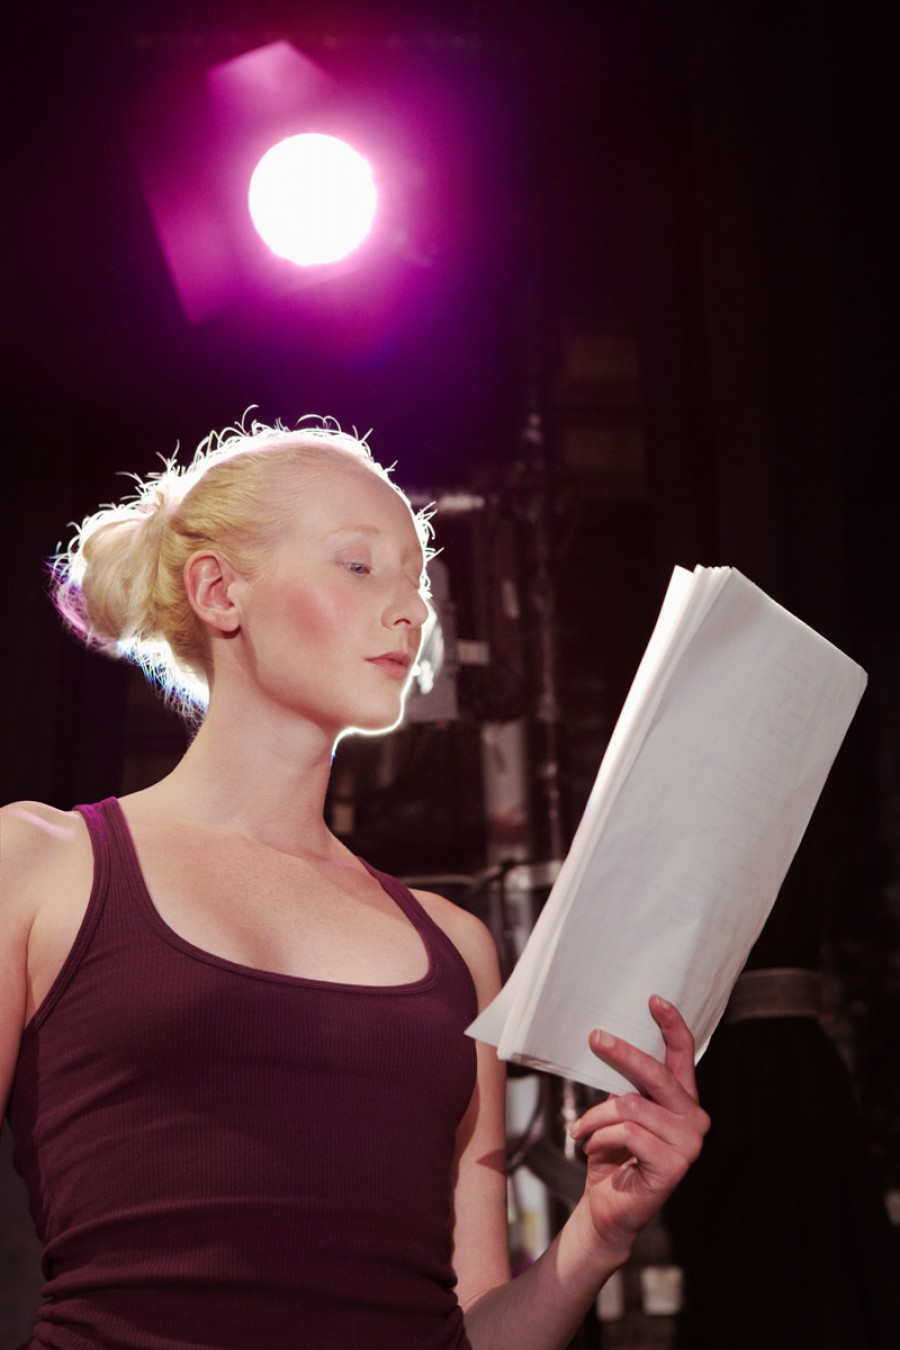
52, 467, 184, 652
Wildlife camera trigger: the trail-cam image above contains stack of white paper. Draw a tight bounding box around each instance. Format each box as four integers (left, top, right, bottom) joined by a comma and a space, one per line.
467, 566, 867, 1094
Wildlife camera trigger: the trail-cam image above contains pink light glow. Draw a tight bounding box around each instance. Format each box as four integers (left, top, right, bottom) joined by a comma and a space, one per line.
248, 133, 377, 267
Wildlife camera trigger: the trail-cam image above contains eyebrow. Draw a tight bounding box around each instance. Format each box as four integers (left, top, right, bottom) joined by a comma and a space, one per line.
324, 526, 425, 566
324, 525, 381, 539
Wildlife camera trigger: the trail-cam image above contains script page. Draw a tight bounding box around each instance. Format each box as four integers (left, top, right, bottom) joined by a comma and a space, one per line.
468, 568, 867, 1094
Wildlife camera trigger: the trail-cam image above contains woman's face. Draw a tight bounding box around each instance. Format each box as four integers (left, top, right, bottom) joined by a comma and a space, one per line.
228, 458, 430, 739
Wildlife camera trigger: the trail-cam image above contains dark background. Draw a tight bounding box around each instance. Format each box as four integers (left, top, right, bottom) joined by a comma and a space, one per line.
3, 1, 898, 1345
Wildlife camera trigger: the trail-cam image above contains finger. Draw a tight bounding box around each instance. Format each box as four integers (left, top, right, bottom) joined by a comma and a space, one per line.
588, 1027, 699, 1114
580, 1125, 702, 1211
649, 995, 700, 1100
570, 1089, 707, 1158
579, 1120, 675, 1172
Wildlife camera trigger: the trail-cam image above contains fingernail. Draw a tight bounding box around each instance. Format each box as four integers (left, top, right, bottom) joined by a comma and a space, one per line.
568, 1119, 581, 1139
654, 995, 671, 1010
593, 1029, 616, 1050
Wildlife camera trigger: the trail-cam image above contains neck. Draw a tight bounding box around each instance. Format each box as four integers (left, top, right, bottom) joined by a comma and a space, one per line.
143, 690, 345, 858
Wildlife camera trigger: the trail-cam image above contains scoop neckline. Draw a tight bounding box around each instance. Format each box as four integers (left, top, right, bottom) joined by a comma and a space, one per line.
107, 797, 442, 997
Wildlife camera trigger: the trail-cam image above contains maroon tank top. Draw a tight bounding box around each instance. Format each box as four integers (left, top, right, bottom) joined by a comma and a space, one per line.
7, 798, 477, 1349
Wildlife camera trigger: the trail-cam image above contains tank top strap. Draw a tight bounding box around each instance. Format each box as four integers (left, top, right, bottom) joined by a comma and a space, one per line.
22, 798, 131, 1039
359, 859, 478, 1008
75, 796, 118, 862
81, 795, 143, 876
75, 796, 143, 900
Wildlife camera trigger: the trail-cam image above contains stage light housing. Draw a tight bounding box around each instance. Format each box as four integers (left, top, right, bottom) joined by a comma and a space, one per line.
137, 41, 377, 322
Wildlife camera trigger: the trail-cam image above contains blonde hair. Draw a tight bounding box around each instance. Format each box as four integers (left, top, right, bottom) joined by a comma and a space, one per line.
51, 416, 432, 721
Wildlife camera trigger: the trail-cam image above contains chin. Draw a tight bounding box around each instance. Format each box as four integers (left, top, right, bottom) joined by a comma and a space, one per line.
335, 705, 406, 744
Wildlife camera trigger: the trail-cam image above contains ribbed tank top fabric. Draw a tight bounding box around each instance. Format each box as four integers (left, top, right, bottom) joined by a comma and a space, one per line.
7, 798, 477, 1349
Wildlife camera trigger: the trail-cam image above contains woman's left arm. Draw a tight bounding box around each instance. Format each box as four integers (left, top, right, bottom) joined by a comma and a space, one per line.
439, 901, 709, 1350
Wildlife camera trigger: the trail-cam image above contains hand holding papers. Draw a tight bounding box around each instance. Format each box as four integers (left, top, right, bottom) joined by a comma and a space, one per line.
468, 566, 867, 1094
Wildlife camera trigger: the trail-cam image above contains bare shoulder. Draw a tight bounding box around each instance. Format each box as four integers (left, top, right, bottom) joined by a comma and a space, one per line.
0, 803, 91, 1107
1, 800, 86, 843
410, 888, 502, 1008
0, 802, 92, 915
1, 802, 95, 1033
1, 800, 89, 866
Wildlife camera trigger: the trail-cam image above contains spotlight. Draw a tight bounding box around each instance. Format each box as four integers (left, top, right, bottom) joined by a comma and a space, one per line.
248, 133, 377, 268
136, 37, 463, 324
137, 41, 378, 321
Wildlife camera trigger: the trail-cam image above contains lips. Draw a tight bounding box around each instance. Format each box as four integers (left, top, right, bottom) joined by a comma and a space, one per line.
366, 652, 412, 680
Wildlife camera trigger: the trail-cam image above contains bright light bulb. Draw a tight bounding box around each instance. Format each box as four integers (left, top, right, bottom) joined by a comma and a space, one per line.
248, 133, 377, 267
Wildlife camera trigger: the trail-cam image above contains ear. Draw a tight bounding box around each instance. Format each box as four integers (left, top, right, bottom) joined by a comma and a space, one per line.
184, 552, 243, 634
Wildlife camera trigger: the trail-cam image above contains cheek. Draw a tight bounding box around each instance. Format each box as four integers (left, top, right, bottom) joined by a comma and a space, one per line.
275, 585, 350, 646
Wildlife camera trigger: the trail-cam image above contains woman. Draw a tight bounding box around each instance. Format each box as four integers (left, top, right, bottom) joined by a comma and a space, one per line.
1, 420, 708, 1348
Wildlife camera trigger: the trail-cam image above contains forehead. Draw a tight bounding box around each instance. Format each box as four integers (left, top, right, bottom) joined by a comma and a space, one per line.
294, 457, 425, 561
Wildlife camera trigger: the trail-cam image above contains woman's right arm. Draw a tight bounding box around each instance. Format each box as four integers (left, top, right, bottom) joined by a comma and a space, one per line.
0, 803, 91, 1121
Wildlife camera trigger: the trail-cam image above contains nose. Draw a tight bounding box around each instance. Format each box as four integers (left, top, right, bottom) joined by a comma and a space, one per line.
383, 578, 431, 631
